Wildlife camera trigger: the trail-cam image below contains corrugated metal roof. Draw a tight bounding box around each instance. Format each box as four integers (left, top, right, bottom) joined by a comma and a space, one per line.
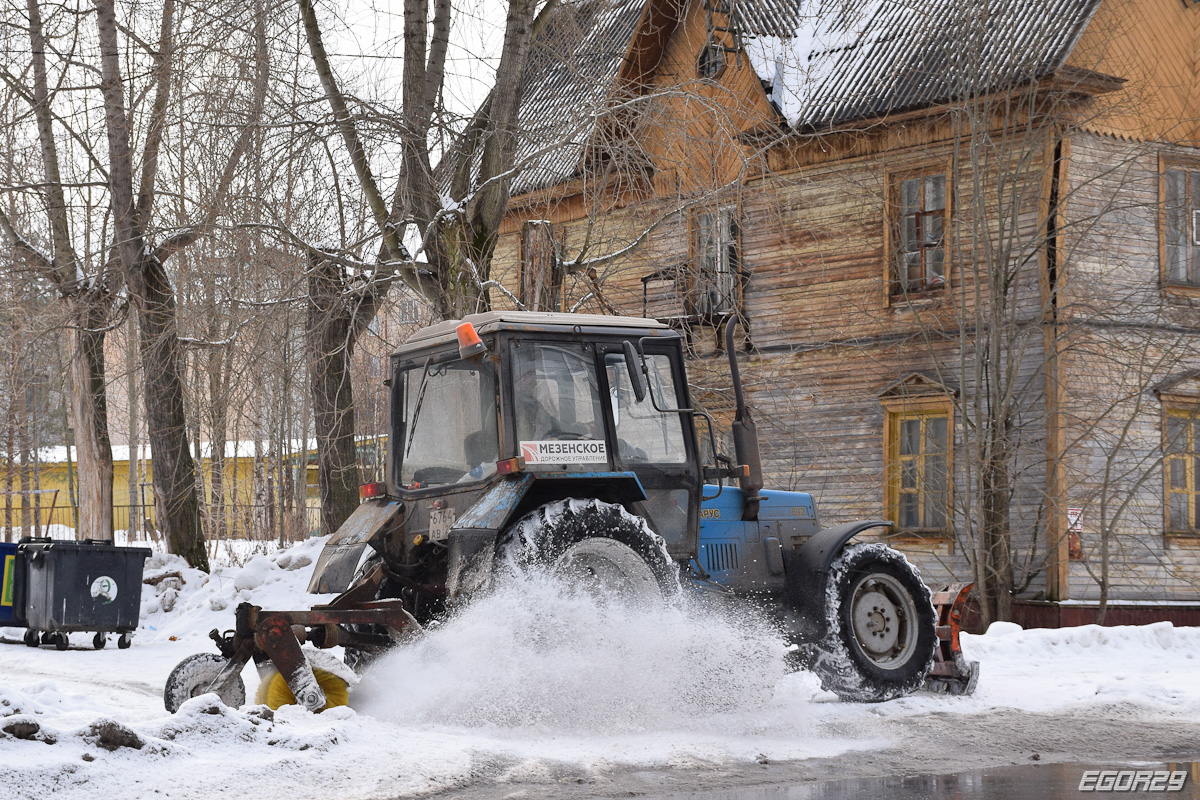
508, 0, 647, 196
501, 0, 1104, 197
738, 0, 1104, 130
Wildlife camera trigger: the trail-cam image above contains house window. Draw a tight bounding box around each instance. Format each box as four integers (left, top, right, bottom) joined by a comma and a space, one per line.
892, 172, 947, 295
1163, 164, 1200, 287
697, 41, 726, 80
885, 405, 951, 533
689, 207, 739, 320
1165, 407, 1200, 534
519, 220, 561, 311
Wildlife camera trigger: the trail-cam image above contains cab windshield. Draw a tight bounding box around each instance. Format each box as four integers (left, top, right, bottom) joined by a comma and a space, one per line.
511, 341, 607, 467
397, 358, 499, 488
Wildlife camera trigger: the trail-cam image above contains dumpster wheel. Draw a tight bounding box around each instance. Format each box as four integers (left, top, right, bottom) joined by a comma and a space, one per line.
254, 666, 351, 711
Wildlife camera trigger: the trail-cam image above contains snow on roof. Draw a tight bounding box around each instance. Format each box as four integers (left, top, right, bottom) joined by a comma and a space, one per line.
400, 310, 668, 349
739, 0, 1103, 130
497, 0, 1105, 196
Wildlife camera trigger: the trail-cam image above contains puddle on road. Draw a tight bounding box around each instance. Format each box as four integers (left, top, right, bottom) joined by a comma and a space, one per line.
643, 759, 1200, 800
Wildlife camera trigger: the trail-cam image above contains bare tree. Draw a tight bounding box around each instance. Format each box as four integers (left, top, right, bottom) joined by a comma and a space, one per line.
293, 0, 549, 533
0, 0, 119, 540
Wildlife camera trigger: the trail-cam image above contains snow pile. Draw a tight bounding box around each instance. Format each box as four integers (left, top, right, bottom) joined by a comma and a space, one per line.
135, 536, 333, 644
955, 621, 1200, 714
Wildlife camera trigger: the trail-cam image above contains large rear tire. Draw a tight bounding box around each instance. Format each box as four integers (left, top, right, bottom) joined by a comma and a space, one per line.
497, 499, 679, 600
799, 542, 937, 702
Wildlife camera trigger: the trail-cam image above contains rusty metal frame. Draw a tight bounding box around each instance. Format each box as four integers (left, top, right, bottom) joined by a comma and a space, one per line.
924, 582, 980, 695
202, 564, 417, 712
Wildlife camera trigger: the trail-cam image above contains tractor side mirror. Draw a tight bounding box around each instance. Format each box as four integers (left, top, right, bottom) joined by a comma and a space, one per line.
622, 341, 648, 403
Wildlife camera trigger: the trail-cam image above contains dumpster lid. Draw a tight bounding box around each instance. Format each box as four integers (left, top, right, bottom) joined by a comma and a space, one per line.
17, 538, 152, 557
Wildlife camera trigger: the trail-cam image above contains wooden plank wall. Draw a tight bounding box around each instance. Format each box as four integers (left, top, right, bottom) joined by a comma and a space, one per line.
1059, 131, 1200, 601
494, 120, 1065, 598
488, 0, 1200, 602
1067, 0, 1200, 145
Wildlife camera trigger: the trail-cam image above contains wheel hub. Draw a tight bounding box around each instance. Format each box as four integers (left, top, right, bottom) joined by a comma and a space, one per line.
849, 574, 918, 667
554, 537, 661, 602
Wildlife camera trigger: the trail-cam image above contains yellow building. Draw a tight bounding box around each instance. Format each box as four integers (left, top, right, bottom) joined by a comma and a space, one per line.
1, 441, 326, 541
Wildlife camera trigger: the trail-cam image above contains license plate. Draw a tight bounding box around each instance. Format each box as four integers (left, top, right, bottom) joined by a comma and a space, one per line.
428, 508, 455, 542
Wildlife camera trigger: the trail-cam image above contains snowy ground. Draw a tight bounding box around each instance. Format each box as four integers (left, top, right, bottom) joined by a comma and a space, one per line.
2, 538, 1199, 800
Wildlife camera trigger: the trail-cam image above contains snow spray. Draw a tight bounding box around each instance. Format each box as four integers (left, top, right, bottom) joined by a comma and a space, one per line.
353, 571, 789, 733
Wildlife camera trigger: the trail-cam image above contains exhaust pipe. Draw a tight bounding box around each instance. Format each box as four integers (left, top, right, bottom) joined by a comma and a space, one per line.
725, 317, 763, 521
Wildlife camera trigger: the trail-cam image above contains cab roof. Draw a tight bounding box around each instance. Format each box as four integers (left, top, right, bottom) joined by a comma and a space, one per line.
395, 311, 674, 356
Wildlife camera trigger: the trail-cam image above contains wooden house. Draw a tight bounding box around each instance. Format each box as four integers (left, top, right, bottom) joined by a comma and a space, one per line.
482, 0, 1200, 608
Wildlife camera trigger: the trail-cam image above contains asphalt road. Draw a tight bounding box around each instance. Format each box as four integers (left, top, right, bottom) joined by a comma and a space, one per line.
418, 708, 1200, 800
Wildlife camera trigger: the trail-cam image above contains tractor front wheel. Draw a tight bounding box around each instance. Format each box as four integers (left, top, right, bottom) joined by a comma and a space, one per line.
800, 542, 937, 702
497, 499, 679, 601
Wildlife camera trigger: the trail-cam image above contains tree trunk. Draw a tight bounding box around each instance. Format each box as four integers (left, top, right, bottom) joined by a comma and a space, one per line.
136, 257, 208, 569
18, 377, 30, 533
94, 0, 208, 569
208, 373, 227, 541
306, 254, 360, 536
126, 312, 140, 536
980, 443, 1014, 623
5, 388, 13, 541
69, 298, 114, 539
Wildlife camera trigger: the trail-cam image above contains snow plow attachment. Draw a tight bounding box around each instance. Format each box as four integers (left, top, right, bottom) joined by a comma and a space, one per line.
164, 562, 417, 713
923, 582, 980, 696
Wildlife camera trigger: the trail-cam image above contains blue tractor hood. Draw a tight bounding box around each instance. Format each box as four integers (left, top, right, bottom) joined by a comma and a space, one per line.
700, 485, 818, 525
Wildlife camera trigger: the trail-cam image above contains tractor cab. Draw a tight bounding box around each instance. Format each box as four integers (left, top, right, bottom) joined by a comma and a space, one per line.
387, 311, 703, 559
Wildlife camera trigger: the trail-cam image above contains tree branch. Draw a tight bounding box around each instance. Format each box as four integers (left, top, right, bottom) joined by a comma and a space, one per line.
155, 0, 269, 262
135, 0, 175, 227
298, 0, 401, 262
0, 205, 54, 275
26, 0, 80, 290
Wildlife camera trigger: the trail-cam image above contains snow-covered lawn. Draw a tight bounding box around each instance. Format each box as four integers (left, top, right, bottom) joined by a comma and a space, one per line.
2, 538, 1198, 799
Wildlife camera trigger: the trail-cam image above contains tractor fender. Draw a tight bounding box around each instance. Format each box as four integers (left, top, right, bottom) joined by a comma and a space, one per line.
781, 519, 893, 640
443, 476, 536, 603
445, 529, 499, 601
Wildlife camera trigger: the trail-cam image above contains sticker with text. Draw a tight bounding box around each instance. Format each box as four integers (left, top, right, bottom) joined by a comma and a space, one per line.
520, 440, 607, 464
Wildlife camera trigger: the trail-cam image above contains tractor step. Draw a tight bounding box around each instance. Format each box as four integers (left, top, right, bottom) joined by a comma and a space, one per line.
924, 582, 980, 696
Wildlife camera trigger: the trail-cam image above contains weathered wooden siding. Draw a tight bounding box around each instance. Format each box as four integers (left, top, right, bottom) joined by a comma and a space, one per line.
1058, 132, 1200, 601
495, 117, 1059, 597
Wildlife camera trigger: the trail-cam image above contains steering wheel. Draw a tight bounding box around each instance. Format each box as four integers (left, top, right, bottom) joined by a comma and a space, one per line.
544, 429, 590, 440
411, 466, 469, 485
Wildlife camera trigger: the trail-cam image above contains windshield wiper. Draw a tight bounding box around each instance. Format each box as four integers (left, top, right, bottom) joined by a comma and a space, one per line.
405, 358, 432, 458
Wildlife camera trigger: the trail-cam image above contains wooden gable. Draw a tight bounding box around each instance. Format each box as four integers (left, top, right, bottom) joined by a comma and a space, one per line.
1068, 0, 1200, 144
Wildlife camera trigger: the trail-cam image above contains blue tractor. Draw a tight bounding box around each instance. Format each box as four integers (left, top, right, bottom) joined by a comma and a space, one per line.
164, 312, 978, 713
